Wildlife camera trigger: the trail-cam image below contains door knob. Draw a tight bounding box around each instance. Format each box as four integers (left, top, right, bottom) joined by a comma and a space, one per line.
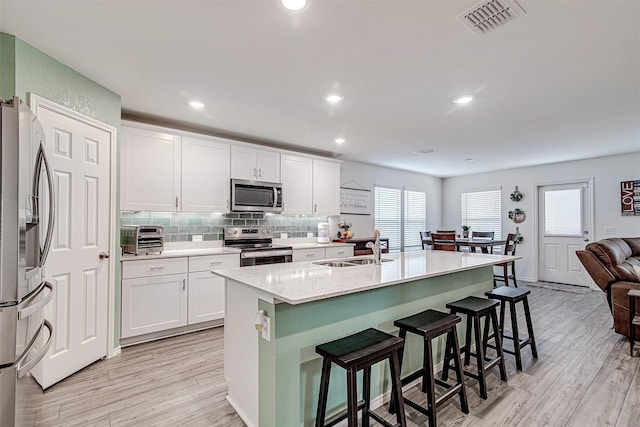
99, 251, 110, 259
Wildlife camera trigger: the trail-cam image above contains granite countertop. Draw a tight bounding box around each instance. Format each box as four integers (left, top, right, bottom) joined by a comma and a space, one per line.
287, 242, 356, 249
213, 250, 520, 305
121, 247, 241, 261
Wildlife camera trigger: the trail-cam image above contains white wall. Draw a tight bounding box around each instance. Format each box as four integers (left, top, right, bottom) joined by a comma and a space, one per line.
442, 151, 640, 282
332, 160, 442, 242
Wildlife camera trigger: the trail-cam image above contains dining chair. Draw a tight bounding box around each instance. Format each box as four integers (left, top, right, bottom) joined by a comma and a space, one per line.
420, 231, 432, 250
436, 230, 456, 234
494, 233, 518, 287
471, 231, 494, 239
431, 232, 457, 251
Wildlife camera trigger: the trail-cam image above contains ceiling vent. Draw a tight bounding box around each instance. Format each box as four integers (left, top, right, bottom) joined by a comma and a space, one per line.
458, 0, 526, 36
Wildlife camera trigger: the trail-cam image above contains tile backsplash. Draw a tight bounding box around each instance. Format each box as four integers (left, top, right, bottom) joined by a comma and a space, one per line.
120, 212, 328, 242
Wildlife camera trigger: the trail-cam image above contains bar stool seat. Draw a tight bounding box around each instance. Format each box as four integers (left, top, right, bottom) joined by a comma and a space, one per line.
390, 309, 468, 427
485, 286, 538, 370
443, 296, 507, 399
315, 328, 406, 427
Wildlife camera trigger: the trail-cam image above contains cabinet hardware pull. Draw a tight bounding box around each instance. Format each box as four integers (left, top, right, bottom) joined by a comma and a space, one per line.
314, 204, 317, 212
175, 196, 179, 210
210, 261, 222, 265
149, 266, 165, 270
259, 168, 262, 177
182, 278, 186, 291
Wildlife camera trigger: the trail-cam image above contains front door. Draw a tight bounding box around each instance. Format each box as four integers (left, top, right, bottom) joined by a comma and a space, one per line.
30, 96, 115, 388
537, 180, 593, 286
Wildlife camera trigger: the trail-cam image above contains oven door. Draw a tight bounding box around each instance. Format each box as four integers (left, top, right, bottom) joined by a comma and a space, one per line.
240, 249, 293, 267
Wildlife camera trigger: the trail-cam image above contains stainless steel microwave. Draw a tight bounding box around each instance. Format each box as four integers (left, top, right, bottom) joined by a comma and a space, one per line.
230, 179, 283, 213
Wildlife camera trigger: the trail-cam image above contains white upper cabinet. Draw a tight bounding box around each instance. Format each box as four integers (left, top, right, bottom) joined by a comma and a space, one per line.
312, 159, 341, 216
121, 126, 181, 212
280, 154, 313, 215
181, 136, 230, 213
231, 145, 281, 182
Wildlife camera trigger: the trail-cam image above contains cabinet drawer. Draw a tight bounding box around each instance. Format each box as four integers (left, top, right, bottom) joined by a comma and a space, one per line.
325, 246, 354, 259
189, 254, 240, 272
122, 257, 188, 279
292, 248, 325, 262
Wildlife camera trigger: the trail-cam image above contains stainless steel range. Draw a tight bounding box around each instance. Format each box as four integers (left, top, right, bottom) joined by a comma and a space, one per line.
224, 227, 293, 267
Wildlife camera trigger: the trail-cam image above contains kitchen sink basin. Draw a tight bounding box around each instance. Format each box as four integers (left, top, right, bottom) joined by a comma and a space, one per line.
313, 258, 393, 267
347, 258, 392, 265
313, 261, 358, 267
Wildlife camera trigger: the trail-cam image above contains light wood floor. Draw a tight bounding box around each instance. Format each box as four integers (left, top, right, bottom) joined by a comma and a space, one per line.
33, 284, 639, 426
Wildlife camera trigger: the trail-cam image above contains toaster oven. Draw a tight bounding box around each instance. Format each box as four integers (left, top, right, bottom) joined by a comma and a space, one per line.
120, 225, 164, 255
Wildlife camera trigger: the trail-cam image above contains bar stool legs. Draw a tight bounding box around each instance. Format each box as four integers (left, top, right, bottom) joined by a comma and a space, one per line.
315, 328, 406, 427
444, 297, 507, 400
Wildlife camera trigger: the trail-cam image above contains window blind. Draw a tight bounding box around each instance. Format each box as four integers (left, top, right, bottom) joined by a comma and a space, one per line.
375, 186, 402, 251
544, 188, 582, 235
404, 190, 426, 249
461, 189, 502, 238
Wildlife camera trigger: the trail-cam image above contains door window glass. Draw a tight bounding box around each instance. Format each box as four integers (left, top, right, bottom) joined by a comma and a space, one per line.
544, 188, 582, 236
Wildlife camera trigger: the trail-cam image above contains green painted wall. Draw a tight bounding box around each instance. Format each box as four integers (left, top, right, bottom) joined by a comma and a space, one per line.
0, 33, 123, 348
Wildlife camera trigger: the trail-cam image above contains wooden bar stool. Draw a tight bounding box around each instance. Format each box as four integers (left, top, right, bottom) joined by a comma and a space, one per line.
389, 309, 469, 427
629, 289, 640, 356
485, 286, 538, 370
443, 296, 507, 399
315, 328, 406, 427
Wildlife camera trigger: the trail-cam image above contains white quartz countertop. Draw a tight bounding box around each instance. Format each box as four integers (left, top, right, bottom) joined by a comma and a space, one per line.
213, 251, 520, 305
121, 247, 241, 261
288, 242, 355, 249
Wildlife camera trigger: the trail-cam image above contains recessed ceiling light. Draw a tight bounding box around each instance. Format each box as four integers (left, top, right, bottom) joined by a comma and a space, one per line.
326, 94, 344, 103
282, 0, 307, 11
189, 101, 205, 109
453, 96, 473, 104
465, 158, 476, 162
335, 138, 345, 144
412, 149, 436, 154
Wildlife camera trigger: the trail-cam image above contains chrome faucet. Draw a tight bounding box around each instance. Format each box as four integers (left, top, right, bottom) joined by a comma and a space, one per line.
366, 230, 382, 265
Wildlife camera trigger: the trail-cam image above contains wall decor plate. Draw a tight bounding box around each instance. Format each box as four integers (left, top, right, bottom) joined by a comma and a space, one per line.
510, 186, 523, 202
508, 208, 526, 223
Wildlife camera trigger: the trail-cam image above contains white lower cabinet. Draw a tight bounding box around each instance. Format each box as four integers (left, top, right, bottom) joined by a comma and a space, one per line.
121, 253, 239, 340
121, 273, 188, 338
188, 254, 239, 324
292, 246, 354, 262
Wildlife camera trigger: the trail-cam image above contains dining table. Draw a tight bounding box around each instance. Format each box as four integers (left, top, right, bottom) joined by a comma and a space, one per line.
424, 237, 506, 254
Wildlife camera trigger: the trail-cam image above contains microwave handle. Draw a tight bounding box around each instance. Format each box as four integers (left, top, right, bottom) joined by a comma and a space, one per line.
273, 187, 278, 208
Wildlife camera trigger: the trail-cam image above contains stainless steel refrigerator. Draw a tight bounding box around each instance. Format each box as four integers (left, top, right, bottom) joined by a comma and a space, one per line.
0, 97, 55, 426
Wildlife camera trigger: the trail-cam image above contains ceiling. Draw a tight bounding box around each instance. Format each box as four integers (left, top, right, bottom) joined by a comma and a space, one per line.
1, 0, 639, 178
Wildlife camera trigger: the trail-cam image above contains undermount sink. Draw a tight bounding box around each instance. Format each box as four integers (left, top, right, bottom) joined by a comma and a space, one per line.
313, 261, 358, 267
313, 258, 393, 267
347, 258, 392, 265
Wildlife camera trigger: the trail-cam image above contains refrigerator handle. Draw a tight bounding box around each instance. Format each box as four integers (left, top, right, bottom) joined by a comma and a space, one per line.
18, 281, 54, 320
16, 319, 53, 379
33, 142, 56, 266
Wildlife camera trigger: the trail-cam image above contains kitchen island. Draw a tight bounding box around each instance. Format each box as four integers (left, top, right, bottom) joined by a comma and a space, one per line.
213, 250, 518, 427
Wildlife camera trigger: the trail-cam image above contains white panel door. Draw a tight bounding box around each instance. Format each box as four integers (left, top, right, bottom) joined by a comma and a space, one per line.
281, 154, 312, 215
312, 159, 341, 216
538, 181, 593, 286
255, 149, 280, 182
230, 145, 257, 180
188, 271, 225, 324
181, 136, 230, 212
121, 274, 188, 338
31, 98, 113, 389
120, 126, 181, 211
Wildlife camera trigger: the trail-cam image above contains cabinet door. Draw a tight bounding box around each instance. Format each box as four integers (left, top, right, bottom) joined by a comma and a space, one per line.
255, 150, 280, 182
281, 154, 313, 215
292, 248, 325, 262
325, 246, 354, 259
121, 126, 181, 212
182, 136, 231, 212
188, 271, 225, 324
121, 273, 188, 338
230, 145, 257, 180
312, 159, 341, 216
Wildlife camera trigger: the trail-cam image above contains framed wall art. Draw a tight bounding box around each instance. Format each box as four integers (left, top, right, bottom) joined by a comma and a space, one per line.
621, 180, 640, 216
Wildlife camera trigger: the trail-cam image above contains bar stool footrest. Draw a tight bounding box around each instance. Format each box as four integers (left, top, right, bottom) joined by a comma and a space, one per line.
323, 400, 366, 427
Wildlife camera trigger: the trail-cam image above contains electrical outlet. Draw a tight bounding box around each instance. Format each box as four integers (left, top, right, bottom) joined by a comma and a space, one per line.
262, 316, 271, 341
281, 233, 288, 239
604, 227, 615, 235
307, 232, 314, 238
192, 234, 203, 242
